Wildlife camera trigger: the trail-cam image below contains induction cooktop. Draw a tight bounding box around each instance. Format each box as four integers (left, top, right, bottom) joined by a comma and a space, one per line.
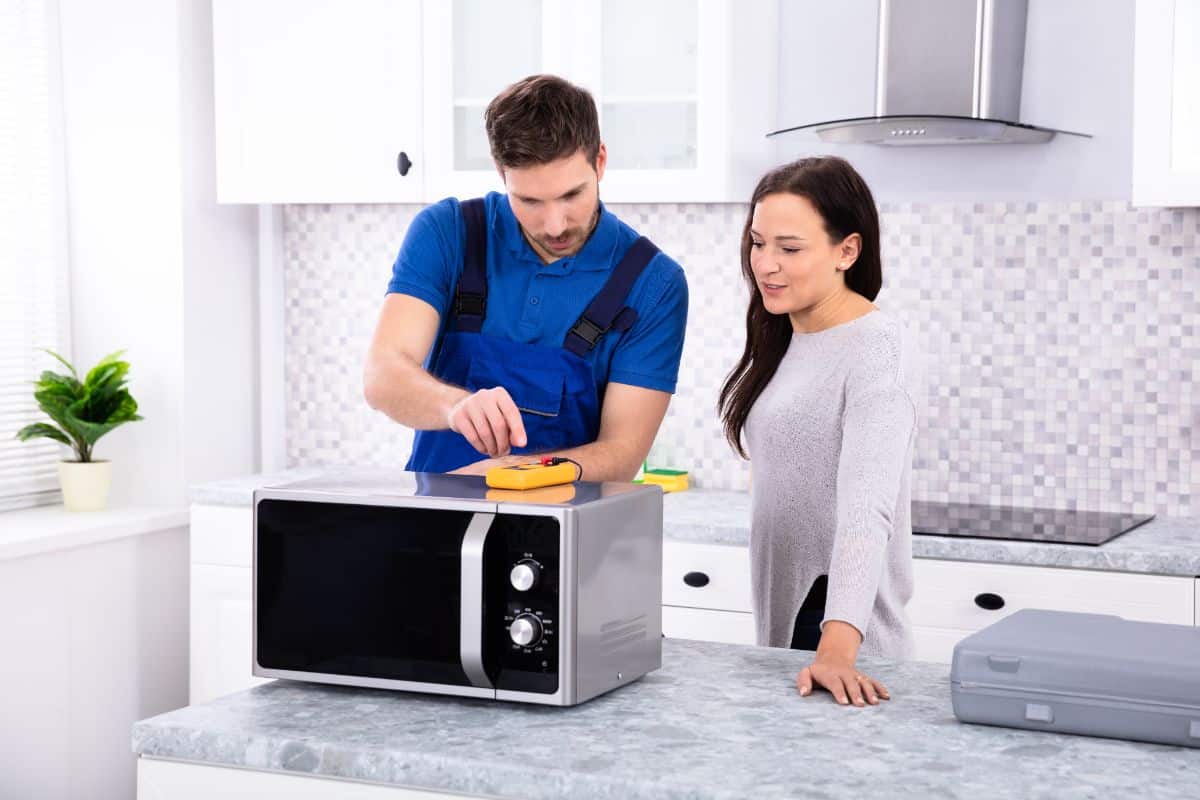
911, 501, 1155, 546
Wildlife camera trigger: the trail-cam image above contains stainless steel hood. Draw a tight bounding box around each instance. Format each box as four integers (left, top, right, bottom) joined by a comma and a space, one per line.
770, 0, 1089, 146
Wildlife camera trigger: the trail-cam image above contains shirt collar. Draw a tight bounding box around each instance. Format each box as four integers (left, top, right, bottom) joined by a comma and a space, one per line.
496, 193, 619, 273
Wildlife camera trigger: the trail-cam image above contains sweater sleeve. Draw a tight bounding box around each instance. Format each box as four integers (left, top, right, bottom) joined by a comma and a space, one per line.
822, 329, 917, 639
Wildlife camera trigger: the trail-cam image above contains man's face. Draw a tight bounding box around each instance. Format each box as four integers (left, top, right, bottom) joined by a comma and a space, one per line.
500, 145, 607, 263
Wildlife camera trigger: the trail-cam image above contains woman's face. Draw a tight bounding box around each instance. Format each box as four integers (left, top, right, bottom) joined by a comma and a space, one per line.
749, 192, 856, 316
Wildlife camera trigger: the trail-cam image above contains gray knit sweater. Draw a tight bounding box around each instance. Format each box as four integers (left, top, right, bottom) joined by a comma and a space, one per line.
744, 310, 917, 659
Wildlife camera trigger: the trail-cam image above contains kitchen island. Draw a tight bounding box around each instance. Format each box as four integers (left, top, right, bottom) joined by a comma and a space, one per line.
133, 637, 1200, 799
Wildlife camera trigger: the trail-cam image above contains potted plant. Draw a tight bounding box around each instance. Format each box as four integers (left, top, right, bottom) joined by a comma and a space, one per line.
15, 349, 143, 511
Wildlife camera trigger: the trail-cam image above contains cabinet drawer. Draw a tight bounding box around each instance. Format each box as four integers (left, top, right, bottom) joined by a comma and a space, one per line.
910, 559, 1195, 631
190, 564, 269, 704
190, 505, 253, 567
663, 606, 756, 646
911, 626, 973, 664
662, 541, 753, 613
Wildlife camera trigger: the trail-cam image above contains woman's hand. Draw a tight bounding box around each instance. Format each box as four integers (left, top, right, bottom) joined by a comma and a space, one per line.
796, 659, 890, 706
795, 620, 891, 707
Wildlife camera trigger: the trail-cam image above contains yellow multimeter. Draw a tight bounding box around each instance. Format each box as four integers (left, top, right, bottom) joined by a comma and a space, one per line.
485, 457, 581, 490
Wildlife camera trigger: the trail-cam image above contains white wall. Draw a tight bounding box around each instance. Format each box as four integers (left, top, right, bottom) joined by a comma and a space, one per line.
0, 528, 189, 800
773, 0, 1136, 202
178, 0, 260, 486
58, 0, 259, 507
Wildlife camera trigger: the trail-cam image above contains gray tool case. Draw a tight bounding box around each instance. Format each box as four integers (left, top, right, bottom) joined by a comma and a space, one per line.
951, 608, 1200, 748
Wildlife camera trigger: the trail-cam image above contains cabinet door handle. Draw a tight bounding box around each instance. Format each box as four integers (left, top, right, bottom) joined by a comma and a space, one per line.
397, 151, 413, 176
683, 571, 710, 588
974, 592, 1005, 611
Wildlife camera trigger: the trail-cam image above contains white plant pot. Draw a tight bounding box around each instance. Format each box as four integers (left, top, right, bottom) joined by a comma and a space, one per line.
58, 460, 113, 512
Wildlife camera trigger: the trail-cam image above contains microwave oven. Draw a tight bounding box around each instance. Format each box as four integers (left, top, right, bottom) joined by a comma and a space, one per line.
252, 470, 663, 706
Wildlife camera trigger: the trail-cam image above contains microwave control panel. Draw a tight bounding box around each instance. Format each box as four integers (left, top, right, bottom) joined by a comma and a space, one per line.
487, 514, 560, 694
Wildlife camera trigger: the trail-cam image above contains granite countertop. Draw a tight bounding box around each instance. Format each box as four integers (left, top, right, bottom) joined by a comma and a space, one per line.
133, 637, 1200, 800
191, 468, 1200, 578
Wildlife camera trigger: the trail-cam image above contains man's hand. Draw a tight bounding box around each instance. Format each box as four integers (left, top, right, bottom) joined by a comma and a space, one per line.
448, 454, 526, 476
447, 387, 528, 458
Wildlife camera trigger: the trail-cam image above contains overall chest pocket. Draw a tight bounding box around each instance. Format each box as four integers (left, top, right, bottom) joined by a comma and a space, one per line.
465, 358, 566, 420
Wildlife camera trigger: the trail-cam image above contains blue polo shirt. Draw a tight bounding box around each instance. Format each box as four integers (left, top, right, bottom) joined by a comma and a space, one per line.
387, 192, 688, 394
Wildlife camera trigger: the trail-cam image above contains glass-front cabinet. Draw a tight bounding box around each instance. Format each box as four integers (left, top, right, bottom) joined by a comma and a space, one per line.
213, 0, 748, 203
421, 0, 571, 199
571, 0, 732, 201
422, 0, 734, 202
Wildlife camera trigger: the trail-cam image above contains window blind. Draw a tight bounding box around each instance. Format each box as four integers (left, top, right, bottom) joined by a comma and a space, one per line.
0, 0, 73, 511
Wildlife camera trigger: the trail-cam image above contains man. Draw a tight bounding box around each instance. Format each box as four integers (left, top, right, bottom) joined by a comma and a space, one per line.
363, 74, 688, 481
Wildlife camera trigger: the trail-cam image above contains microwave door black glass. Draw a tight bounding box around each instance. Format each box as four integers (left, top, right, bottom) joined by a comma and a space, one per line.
256, 499, 481, 686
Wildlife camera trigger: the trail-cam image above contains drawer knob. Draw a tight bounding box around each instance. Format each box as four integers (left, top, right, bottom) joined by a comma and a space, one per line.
974, 592, 1005, 611
683, 571, 710, 588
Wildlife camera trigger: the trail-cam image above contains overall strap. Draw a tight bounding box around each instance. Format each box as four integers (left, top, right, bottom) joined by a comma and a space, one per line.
453, 198, 488, 333
563, 236, 660, 357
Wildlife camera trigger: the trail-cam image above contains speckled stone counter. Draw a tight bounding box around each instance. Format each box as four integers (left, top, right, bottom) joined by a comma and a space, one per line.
191, 468, 1200, 578
133, 637, 1200, 800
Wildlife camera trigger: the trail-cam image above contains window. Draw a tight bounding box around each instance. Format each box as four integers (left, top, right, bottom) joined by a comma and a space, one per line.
0, 0, 72, 511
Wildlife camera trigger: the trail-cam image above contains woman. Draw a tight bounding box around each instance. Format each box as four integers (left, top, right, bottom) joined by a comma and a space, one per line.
719, 156, 917, 708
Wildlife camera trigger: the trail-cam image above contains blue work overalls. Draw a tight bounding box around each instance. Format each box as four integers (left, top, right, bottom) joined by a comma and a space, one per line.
406, 198, 660, 473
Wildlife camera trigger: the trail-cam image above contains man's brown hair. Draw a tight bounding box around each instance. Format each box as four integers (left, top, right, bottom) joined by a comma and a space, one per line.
484, 74, 601, 170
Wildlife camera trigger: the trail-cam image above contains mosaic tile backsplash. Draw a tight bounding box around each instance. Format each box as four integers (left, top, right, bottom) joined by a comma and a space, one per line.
283, 200, 1200, 515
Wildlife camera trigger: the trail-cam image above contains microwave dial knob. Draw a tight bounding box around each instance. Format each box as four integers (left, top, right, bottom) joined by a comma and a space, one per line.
509, 561, 541, 592
510, 614, 544, 647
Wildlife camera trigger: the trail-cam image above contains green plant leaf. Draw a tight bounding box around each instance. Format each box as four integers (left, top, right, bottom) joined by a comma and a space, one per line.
65, 393, 141, 445
106, 392, 142, 424
36, 369, 82, 398
84, 356, 129, 393
34, 383, 88, 454
15, 422, 72, 445
40, 348, 79, 380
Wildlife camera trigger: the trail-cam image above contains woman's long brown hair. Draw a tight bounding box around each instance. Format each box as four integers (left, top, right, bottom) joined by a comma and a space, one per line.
718, 156, 883, 458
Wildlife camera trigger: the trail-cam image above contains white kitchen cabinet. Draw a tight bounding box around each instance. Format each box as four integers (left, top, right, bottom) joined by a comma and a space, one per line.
662, 540, 758, 645
663, 605, 756, 645
191, 563, 269, 703
565, 0, 738, 202
189, 504, 262, 703
212, 0, 424, 203
423, 0, 742, 202
909, 559, 1196, 663
213, 0, 768, 203
419, 0, 570, 199
1133, 0, 1200, 206
660, 540, 1197, 662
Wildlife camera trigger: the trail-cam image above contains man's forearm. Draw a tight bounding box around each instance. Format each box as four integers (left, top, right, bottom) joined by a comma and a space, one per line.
477, 438, 648, 482
538, 437, 647, 483
364, 354, 467, 431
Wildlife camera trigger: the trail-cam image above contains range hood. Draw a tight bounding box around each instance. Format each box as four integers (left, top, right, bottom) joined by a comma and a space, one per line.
770, 0, 1089, 146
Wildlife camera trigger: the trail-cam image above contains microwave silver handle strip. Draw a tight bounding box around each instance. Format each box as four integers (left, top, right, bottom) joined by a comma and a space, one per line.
460, 512, 496, 689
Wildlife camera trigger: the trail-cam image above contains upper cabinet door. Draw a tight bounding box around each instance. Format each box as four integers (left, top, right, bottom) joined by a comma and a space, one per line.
568, 0, 734, 202
1133, 0, 1200, 206
420, 0, 569, 200
212, 0, 424, 203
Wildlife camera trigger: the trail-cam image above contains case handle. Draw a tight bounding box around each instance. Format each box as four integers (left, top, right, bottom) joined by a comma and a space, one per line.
683, 571, 710, 588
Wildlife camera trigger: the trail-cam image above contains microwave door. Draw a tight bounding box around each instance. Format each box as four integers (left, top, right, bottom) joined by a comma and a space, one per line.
255, 499, 497, 691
